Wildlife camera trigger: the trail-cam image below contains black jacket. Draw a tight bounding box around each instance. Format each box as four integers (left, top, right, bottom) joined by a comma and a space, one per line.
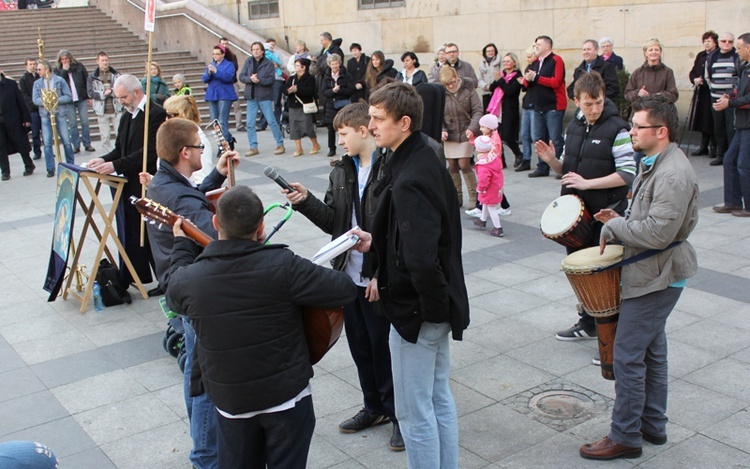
561, 99, 630, 215
566, 55, 619, 102
165, 237, 356, 415
321, 66, 355, 123
490, 69, 523, 142
54, 62, 89, 103
347, 54, 370, 102
0, 74, 32, 156
284, 72, 317, 108
294, 152, 384, 274
371, 131, 470, 343
146, 160, 225, 286
316, 38, 344, 76
397, 69, 429, 86
19, 71, 39, 112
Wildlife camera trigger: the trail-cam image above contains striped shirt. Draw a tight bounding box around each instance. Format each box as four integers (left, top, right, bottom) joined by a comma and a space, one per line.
707, 50, 739, 100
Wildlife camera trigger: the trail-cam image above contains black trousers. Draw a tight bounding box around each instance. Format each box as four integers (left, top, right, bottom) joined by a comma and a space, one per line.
216, 395, 315, 469
0, 124, 34, 176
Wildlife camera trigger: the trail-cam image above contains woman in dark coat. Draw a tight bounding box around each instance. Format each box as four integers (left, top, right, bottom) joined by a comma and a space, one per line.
688, 31, 718, 156
489, 52, 523, 166
397, 51, 428, 86
0, 72, 34, 180
365, 51, 398, 96
321, 53, 354, 157
284, 58, 321, 156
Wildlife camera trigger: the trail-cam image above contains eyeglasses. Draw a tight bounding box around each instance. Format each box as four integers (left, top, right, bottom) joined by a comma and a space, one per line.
166, 112, 179, 118
630, 123, 664, 131
720, 39, 734, 43
445, 50, 458, 54
184, 144, 205, 150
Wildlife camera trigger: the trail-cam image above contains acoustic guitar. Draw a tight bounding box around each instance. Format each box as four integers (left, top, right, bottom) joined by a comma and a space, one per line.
130, 196, 344, 365
205, 119, 235, 213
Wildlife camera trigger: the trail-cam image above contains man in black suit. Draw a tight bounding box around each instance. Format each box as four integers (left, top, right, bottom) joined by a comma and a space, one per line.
0, 68, 35, 181
88, 74, 167, 291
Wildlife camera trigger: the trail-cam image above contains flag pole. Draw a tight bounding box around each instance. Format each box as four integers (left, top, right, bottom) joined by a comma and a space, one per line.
140, 0, 157, 247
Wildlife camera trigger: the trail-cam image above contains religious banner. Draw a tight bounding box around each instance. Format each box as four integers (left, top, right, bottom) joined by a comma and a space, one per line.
144, 0, 156, 32
43, 163, 82, 301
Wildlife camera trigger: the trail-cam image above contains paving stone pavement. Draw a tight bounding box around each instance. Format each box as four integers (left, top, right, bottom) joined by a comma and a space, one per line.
1, 127, 749, 468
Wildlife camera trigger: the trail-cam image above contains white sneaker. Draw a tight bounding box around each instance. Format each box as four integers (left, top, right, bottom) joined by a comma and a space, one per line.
498, 208, 512, 216
464, 207, 482, 218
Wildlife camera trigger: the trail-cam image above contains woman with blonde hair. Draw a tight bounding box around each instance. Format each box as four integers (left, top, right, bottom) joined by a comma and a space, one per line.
624, 38, 678, 105
141, 61, 170, 106
163, 95, 215, 184
286, 40, 311, 74
440, 66, 483, 208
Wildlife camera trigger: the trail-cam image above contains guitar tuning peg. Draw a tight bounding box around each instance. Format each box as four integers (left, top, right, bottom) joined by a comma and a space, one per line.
158, 223, 163, 229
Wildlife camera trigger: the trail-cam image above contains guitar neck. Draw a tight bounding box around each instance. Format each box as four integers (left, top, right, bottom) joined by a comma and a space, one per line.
180, 218, 214, 247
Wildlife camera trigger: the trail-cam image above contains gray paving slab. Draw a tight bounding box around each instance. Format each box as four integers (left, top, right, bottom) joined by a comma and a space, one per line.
2, 125, 750, 468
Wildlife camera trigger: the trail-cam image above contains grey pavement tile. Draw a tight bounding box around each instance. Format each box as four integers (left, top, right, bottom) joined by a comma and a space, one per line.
464, 317, 550, 355
51, 369, 149, 415
451, 379, 497, 417
469, 288, 550, 319
152, 384, 188, 421
469, 262, 549, 288
666, 339, 723, 379
315, 335, 357, 374
459, 402, 558, 463
99, 333, 170, 369
30, 347, 121, 389
12, 329, 98, 366
0, 309, 76, 345
73, 393, 182, 446
465, 274, 511, 299
328, 364, 363, 393
690, 269, 750, 304
312, 406, 393, 459
309, 372, 366, 420
497, 432, 633, 468
80, 313, 164, 347
682, 358, 750, 404
693, 247, 750, 275
664, 308, 704, 334
0, 336, 25, 374
512, 272, 577, 302
1, 416, 97, 459
671, 287, 745, 319
449, 338, 501, 371
465, 305, 504, 328
452, 355, 555, 402
355, 440, 410, 468
99, 420, 191, 468
307, 433, 352, 468
0, 367, 46, 403
325, 460, 367, 469
124, 356, 182, 392
0, 297, 55, 327
0, 274, 48, 307
562, 366, 617, 401
637, 433, 750, 468
667, 379, 748, 432
461, 250, 512, 275
731, 346, 750, 364
667, 319, 750, 357
513, 301, 597, 338
515, 251, 569, 275
702, 407, 750, 454
506, 337, 598, 377
0, 391, 69, 437
711, 303, 750, 332
58, 447, 117, 469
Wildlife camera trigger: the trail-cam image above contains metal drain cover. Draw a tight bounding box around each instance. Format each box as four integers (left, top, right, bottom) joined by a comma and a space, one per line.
503, 380, 612, 431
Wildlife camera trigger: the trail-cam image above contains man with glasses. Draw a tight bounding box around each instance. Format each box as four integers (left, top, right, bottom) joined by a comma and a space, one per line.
707, 32, 740, 167
32, 59, 75, 177
143, 117, 240, 469
524, 35, 567, 178
580, 95, 698, 460
443, 43, 478, 88
536, 72, 635, 347
713, 32, 750, 217
88, 74, 167, 291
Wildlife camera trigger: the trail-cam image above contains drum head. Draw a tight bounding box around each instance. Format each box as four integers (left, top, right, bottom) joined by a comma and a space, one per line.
562, 245, 624, 273
540, 195, 584, 237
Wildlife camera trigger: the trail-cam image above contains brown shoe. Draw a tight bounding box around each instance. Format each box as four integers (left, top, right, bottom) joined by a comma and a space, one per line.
713, 204, 743, 213
580, 436, 642, 460
244, 148, 259, 157
274, 146, 286, 155
473, 219, 486, 229
732, 210, 750, 217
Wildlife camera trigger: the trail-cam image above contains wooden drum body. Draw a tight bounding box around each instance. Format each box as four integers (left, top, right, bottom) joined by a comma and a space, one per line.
561, 245, 623, 380
540, 195, 593, 249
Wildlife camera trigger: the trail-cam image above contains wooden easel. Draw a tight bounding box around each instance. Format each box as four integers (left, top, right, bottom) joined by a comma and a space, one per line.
64, 171, 149, 312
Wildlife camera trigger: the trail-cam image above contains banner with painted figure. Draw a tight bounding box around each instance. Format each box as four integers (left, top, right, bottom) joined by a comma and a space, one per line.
43, 162, 82, 300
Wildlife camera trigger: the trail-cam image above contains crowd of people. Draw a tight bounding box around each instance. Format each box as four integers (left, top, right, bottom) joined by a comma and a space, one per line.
1, 27, 749, 468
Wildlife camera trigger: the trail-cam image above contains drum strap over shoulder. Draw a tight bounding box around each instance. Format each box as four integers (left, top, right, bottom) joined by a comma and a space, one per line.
598, 241, 682, 272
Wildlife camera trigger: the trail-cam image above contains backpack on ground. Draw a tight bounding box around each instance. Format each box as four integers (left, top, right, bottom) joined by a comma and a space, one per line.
95, 259, 132, 306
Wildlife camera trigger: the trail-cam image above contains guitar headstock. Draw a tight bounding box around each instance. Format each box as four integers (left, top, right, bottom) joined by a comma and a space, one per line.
206, 119, 231, 153
130, 196, 179, 228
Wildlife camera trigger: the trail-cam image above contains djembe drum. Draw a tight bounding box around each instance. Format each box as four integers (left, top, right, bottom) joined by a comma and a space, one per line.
561, 245, 623, 380
540, 195, 593, 249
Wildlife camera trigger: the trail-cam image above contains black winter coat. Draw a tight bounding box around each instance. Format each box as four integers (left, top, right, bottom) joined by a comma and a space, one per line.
566, 55, 619, 102
284, 72, 317, 108
19, 71, 39, 112
347, 54, 370, 102
165, 237, 356, 415
54, 62, 89, 102
321, 67, 355, 124
0, 74, 32, 156
490, 69, 522, 142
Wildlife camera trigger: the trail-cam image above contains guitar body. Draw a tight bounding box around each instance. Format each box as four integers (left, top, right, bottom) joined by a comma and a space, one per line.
303, 306, 345, 365
205, 187, 227, 213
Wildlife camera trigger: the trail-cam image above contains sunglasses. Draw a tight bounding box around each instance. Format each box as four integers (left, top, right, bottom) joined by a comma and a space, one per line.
184, 144, 205, 150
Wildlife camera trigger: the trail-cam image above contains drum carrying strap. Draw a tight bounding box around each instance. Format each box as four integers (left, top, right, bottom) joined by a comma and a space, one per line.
597, 241, 682, 272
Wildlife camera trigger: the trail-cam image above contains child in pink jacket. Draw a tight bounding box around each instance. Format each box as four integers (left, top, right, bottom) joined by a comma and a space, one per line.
472, 135, 504, 237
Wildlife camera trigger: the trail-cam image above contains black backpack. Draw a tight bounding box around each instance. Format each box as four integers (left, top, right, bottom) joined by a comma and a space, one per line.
95, 259, 132, 306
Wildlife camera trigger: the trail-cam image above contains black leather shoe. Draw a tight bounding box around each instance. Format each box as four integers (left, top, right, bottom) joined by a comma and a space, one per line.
23, 165, 35, 176
47, 171, 55, 178
73, 147, 81, 154
710, 158, 723, 166
147, 286, 165, 297
528, 169, 549, 178
389, 423, 405, 451
514, 155, 523, 168
327, 149, 336, 157
641, 431, 667, 445
85, 145, 96, 152
33, 154, 42, 160
515, 161, 531, 172
1, 174, 9, 181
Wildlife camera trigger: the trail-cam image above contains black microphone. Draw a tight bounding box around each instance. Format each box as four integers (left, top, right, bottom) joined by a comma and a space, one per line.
263, 166, 295, 192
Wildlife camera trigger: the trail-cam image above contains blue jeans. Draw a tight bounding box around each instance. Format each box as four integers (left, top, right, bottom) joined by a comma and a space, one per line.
390, 323, 458, 468
40, 109, 75, 173
609, 287, 682, 447
245, 99, 284, 148
182, 318, 218, 469
30, 110, 42, 157
520, 108, 534, 162
208, 100, 234, 144
723, 127, 750, 209
257, 79, 284, 128
531, 109, 564, 173
67, 99, 92, 148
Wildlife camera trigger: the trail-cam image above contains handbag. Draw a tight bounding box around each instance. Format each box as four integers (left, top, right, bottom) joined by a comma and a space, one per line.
295, 95, 318, 114
333, 98, 352, 110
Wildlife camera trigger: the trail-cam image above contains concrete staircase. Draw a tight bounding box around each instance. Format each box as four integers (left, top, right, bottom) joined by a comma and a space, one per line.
0, 6, 246, 141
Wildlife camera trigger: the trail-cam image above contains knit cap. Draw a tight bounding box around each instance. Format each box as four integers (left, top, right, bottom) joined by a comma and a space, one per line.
475, 135, 493, 153
479, 114, 499, 130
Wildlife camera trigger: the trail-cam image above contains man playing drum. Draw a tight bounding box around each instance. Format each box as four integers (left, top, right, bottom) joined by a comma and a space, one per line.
579, 95, 698, 460
536, 71, 636, 347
